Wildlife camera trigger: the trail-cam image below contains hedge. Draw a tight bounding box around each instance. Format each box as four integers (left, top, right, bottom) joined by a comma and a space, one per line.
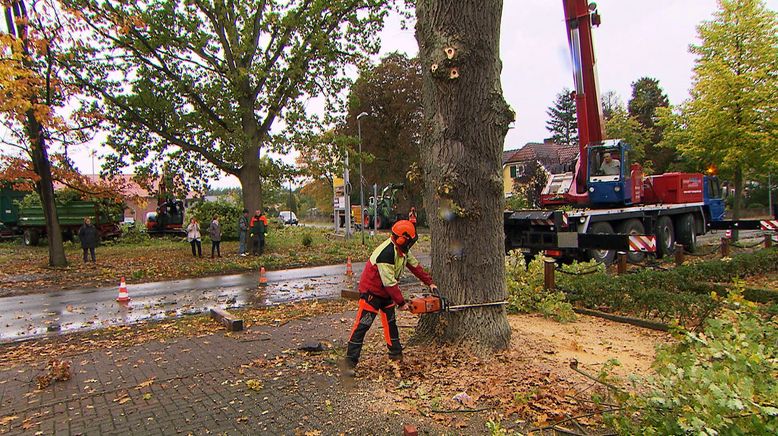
557, 248, 778, 325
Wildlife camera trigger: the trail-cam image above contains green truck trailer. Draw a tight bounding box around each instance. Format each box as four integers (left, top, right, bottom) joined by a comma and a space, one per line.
0, 187, 26, 237
0, 187, 123, 246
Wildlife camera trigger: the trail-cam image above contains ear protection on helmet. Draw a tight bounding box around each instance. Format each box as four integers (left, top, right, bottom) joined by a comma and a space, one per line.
391, 220, 418, 253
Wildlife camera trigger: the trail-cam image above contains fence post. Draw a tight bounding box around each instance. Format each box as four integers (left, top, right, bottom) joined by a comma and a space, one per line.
543, 258, 556, 290
617, 251, 627, 275
674, 243, 685, 266
766, 234, 773, 249
720, 237, 730, 257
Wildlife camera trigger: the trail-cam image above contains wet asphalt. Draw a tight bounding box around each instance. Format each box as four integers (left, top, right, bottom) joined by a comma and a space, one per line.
0, 228, 769, 344
0, 261, 373, 343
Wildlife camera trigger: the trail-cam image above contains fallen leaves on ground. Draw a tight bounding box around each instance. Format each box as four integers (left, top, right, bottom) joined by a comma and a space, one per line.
136, 378, 155, 389
0, 228, 401, 297
35, 359, 71, 390
347, 312, 628, 433
0, 415, 18, 426
245, 379, 263, 391
743, 272, 778, 290
0, 299, 352, 369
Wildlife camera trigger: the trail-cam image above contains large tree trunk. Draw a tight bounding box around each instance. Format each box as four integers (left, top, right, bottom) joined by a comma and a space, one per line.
9, 0, 67, 267
732, 165, 743, 241
413, 0, 514, 351
238, 91, 264, 214
238, 158, 263, 214
27, 111, 67, 267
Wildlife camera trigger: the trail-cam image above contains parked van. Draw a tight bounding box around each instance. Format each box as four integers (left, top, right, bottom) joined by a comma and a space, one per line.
279, 211, 298, 226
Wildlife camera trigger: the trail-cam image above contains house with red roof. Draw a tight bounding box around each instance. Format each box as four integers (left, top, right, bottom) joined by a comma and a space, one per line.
54, 174, 199, 224
502, 139, 578, 197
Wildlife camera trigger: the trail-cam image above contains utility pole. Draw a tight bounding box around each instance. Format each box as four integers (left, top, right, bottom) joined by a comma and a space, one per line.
373, 183, 378, 236
769, 173, 774, 218
288, 178, 293, 212
357, 112, 369, 245
344, 151, 351, 238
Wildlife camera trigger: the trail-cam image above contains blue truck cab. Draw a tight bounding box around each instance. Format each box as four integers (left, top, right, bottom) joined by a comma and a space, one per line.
587, 140, 633, 206
703, 175, 726, 222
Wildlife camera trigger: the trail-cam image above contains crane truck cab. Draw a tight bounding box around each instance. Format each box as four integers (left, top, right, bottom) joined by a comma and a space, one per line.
586, 140, 643, 207
703, 175, 726, 222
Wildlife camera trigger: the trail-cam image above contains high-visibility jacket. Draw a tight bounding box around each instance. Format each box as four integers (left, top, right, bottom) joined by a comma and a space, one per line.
249, 215, 268, 236
358, 238, 433, 306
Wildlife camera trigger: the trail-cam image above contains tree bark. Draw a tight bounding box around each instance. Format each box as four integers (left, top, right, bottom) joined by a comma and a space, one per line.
413, 0, 514, 351
733, 165, 743, 241
238, 157, 263, 214
27, 111, 67, 267
237, 89, 264, 214
7, 0, 67, 267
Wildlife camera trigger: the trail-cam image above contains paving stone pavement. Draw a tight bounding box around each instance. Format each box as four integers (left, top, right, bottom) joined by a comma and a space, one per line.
0, 311, 440, 436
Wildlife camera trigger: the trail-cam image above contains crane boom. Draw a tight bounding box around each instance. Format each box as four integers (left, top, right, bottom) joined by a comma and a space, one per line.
558, 0, 605, 202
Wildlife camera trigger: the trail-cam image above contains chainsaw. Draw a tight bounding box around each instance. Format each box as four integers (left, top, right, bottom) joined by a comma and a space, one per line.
407, 289, 507, 314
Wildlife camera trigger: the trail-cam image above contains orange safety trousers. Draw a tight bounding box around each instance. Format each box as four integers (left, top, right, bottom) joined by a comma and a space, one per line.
346, 294, 402, 366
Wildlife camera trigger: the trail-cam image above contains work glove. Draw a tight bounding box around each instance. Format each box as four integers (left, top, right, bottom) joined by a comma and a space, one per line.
398, 303, 410, 312
429, 284, 439, 294
250, 233, 254, 237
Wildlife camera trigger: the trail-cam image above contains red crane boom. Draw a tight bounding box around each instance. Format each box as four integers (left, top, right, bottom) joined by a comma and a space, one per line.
559, 0, 605, 203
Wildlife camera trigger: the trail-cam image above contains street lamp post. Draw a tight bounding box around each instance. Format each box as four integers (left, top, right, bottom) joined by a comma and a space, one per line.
288, 178, 293, 213
357, 112, 369, 245
344, 152, 351, 238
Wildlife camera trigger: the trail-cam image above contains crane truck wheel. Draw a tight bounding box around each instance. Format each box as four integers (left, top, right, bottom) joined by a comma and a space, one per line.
655, 216, 675, 258
587, 222, 616, 265
676, 213, 697, 253
23, 229, 40, 247
618, 219, 647, 264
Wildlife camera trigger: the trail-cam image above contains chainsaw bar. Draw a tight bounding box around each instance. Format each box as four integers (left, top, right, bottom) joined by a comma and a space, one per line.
446, 301, 508, 311
408, 292, 507, 314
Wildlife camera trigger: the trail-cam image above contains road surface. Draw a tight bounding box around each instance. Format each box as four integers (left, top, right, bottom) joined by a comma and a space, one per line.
0, 258, 429, 343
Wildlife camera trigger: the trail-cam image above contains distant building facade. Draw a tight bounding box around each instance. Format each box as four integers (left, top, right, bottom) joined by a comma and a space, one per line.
502, 139, 578, 197
55, 175, 199, 224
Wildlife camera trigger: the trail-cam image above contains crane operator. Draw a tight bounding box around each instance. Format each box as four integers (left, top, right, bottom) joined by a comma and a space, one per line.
599, 152, 621, 176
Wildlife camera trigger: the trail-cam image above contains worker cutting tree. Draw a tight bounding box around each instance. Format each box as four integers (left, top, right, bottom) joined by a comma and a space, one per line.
344, 220, 437, 373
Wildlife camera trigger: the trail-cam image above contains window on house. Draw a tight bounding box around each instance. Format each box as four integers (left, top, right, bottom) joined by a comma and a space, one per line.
516, 164, 526, 177
510, 165, 517, 178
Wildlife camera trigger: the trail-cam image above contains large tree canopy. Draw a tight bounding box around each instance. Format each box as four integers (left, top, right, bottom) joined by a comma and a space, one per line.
344, 52, 423, 215
658, 0, 777, 224
604, 102, 649, 168
61, 0, 404, 213
2, 0, 73, 266
627, 77, 672, 172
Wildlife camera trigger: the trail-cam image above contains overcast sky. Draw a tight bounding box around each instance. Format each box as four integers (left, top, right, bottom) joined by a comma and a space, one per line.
43, 0, 778, 186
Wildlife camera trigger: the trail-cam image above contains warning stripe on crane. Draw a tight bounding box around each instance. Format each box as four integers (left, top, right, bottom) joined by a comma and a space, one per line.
760, 220, 778, 231
531, 219, 555, 226
561, 213, 569, 228
628, 235, 656, 253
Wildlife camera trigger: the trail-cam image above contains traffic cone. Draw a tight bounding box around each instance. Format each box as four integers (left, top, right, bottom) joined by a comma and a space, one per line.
116, 277, 130, 302
259, 266, 268, 287
345, 256, 353, 276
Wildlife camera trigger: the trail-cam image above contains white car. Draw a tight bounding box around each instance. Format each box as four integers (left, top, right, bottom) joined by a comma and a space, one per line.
279, 211, 298, 225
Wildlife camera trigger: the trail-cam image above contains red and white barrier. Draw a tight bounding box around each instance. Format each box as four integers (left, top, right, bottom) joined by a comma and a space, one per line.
760, 220, 778, 232
629, 235, 657, 253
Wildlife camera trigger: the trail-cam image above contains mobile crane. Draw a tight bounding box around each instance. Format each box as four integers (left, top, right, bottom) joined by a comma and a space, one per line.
504, 0, 777, 264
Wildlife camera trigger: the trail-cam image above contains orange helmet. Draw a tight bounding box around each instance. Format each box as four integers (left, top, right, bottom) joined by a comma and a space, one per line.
391, 220, 418, 253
